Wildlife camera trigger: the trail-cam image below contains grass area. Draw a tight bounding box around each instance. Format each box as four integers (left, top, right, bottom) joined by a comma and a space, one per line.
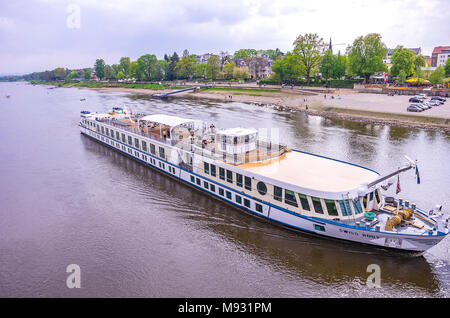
29, 80, 183, 90
200, 87, 281, 93
320, 106, 450, 126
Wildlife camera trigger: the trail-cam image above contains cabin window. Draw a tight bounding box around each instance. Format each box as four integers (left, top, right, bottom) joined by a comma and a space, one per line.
121, 133, 125, 143
226, 170, 233, 183
116, 131, 120, 140
285, 189, 298, 207
256, 182, 267, 196
159, 147, 165, 159
190, 176, 195, 183
235, 195, 242, 204
338, 200, 352, 216
127, 136, 132, 146
134, 138, 139, 148
204, 162, 210, 174
97, 124, 100, 132
219, 188, 224, 196
244, 198, 250, 208
210, 184, 215, 192
226, 191, 232, 200
196, 178, 201, 186
105, 128, 109, 136
353, 200, 363, 214
255, 203, 263, 213
312, 197, 324, 214
101, 126, 104, 134
211, 164, 216, 177
244, 176, 252, 191
236, 174, 243, 187
314, 224, 325, 232
325, 200, 339, 216
369, 192, 374, 201
219, 168, 225, 180
204, 181, 209, 190
142, 141, 147, 152
150, 144, 156, 155
299, 194, 310, 211
274, 186, 282, 201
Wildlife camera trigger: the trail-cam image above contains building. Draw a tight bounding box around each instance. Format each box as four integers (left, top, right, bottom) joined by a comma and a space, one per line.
195, 53, 214, 64
431, 46, 450, 67
247, 56, 273, 79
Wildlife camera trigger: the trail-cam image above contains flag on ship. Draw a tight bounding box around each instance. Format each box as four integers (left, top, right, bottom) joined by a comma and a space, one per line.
396, 174, 401, 194
415, 164, 420, 184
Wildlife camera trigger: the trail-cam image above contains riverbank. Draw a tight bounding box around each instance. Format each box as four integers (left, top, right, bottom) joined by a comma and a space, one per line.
30, 81, 450, 132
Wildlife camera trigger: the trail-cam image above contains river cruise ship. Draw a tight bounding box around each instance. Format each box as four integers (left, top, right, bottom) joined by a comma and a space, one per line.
79, 108, 449, 252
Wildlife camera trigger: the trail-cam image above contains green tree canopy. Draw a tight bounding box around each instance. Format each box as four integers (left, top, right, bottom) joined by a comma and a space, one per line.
222, 61, 236, 80
136, 54, 158, 81
175, 56, 196, 79
233, 49, 258, 59
292, 33, 326, 84
166, 52, 179, 80
390, 46, 416, 77
53, 67, 66, 80
429, 66, 445, 85
398, 70, 406, 85
347, 33, 387, 81
444, 58, 450, 77
104, 65, 114, 80
119, 57, 131, 77
84, 69, 91, 80
271, 52, 303, 83
206, 55, 221, 80
94, 59, 106, 79
414, 54, 426, 71
319, 50, 335, 79
194, 63, 207, 79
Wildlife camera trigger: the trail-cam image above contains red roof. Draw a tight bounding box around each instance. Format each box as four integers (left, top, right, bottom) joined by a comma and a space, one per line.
432, 46, 450, 55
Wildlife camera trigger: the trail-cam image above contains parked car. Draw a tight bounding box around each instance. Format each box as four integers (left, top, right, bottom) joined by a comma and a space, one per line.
407, 105, 423, 112
416, 103, 430, 110
409, 97, 421, 103
431, 96, 446, 102
427, 100, 440, 107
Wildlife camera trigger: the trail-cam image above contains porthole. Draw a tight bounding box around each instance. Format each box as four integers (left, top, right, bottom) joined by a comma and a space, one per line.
256, 181, 267, 195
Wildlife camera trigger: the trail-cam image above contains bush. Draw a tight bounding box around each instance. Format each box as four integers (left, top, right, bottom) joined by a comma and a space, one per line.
259, 78, 358, 88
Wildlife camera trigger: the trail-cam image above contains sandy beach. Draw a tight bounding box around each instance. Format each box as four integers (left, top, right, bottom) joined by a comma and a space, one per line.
79, 85, 450, 132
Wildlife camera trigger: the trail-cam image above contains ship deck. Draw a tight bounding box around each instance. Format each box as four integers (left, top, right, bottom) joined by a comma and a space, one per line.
239, 150, 379, 193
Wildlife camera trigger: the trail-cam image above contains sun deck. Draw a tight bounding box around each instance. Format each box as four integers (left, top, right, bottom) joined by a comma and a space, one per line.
239, 150, 379, 193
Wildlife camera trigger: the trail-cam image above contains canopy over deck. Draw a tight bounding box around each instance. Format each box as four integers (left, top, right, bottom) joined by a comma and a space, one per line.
240, 150, 379, 195
217, 127, 257, 137
139, 114, 196, 128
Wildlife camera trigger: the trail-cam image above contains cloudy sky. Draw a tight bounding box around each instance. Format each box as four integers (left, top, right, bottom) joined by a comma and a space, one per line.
0, 0, 449, 74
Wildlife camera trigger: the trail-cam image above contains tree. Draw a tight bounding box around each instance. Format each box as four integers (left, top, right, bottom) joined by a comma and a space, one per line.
194, 63, 207, 79
136, 54, 158, 81
390, 46, 416, 77
175, 56, 196, 79
444, 58, 450, 76
129, 61, 138, 79
166, 52, 179, 81
292, 33, 326, 85
111, 64, 120, 79
347, 33, 387, 82
53, 67, 66, 80
222, 61, 236, 80
84, 69, 91, 80
334, 54, 347, 79
429, 66, 445, 85
119, 57, 131, 77
94, 59, 106, 80
117, 71, 125, 80
206, 55, 221, 80
233, 66, 250, 80
319, 50, 335, 80
233, 49, 258, 59
398, 70, 406, 85
414, 54, 426, 71
271, 52, 303, 83
104, 65, 114, 80
182, 49, 190, 57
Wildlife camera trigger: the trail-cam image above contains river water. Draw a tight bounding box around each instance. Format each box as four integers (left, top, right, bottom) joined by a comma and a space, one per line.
0, 82, 449, 297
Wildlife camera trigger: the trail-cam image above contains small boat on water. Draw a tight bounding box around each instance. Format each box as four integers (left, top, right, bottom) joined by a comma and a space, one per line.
79, 107, 449, 252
